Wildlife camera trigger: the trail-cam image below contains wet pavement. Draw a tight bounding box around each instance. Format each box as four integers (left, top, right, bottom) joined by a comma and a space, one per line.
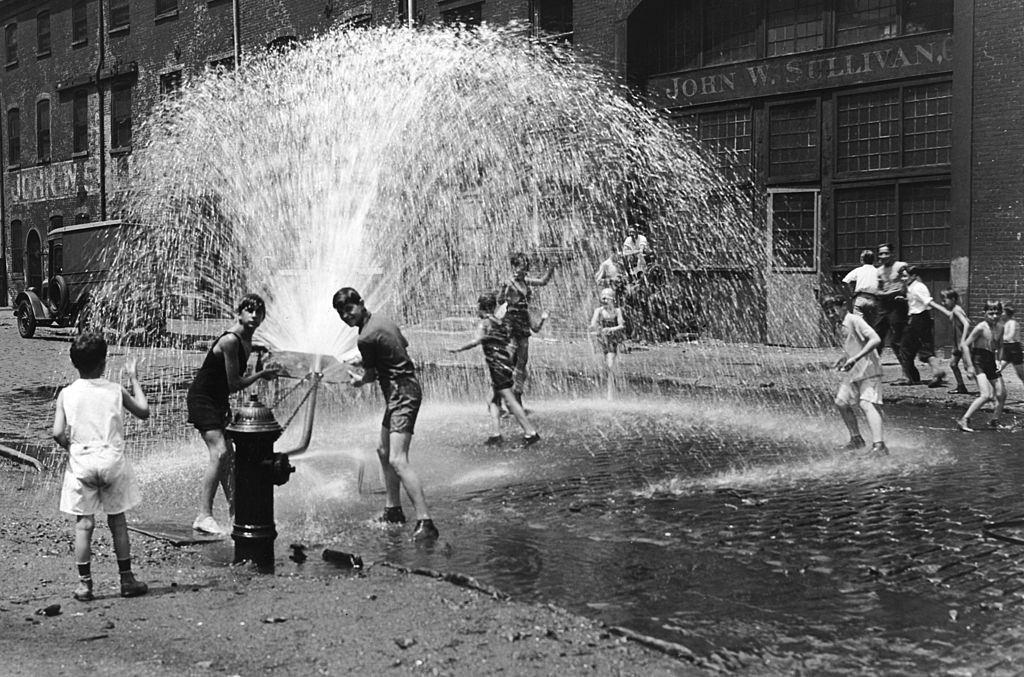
5, 309, 1024, 673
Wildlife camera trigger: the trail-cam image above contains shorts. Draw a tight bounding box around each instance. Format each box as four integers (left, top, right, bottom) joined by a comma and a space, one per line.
853, 294, 878, 325
972, 349, 1002, 381
835, 376, 883, 407
1003, 342, 1023, 366
381, 378, 422, 434
60, 446, 141, 516
485, 355, 514, 392
187, 394, 230, 432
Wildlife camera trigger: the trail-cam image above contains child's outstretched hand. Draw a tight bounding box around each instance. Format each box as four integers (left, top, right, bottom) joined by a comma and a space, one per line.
833, 356, 849, 371
541, 311, 550, 320
124, 357, 140, 380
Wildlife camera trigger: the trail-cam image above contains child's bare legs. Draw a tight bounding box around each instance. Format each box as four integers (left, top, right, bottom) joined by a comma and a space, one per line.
859, 400, 884, 443
959, 374, 993, 431
198, 429, 233, 524
992, 378, 1007, 423
487, 397, 503, 438
500, 389, 536, 436
926, 356, 946, 382
74, 514, 95, 567
377, 428, 430, 520
836, 403, 862, 441
605, 351, 617, 400
949, 352, 967, 391
108, 513, 131, 561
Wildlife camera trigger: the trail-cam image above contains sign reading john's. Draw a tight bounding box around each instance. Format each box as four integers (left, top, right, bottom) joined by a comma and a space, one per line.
649, 32, 952, 108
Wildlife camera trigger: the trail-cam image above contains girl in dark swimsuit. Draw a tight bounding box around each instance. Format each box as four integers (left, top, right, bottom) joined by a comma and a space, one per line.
186, 294, 278, 535
589, 288, 627, 400
957, 300, 1007, 432
498, 252, 554, 408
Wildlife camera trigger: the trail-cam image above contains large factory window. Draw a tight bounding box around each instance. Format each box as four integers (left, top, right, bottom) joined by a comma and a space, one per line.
703, 0, 758, 65
695, 108, 753, 180
904, 0, 953, 33
72, 90, 88, 154
767, 0, 825, 57
533, 0, 572, 43
111, 83, 132, 149
900, 181, 950, 264
769, 190, 818, 271
902, 82, 951, 167
768, 100, 819, 180
836, 0, 897, 46
6, 108, 20, 165
835, 185, 895, 267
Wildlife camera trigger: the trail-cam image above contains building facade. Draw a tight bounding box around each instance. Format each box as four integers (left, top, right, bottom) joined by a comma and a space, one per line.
2, 1, 1021, 347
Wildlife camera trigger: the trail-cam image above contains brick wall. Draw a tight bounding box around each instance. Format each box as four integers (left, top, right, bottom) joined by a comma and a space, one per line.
968, 0, 1024, 318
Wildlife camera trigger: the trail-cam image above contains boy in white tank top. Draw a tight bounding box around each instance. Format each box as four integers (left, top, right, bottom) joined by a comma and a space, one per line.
53, 330, 150, 602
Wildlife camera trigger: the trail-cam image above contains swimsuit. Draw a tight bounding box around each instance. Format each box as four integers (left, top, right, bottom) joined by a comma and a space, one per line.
972, 348, 1001, 381
186, 330, 248, 432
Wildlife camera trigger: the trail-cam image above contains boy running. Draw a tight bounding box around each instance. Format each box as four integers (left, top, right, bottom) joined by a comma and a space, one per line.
958, 301, 1008, 432
822, 295, 888, 455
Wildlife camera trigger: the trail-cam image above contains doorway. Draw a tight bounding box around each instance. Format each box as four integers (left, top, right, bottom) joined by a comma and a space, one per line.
26, 229, 43, 292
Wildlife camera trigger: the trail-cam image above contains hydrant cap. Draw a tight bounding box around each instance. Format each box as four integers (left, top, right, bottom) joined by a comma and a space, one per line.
227, 394, 283, 435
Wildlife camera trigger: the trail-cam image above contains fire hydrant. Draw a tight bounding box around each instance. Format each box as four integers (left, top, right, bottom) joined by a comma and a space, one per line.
226, 393, 295, 571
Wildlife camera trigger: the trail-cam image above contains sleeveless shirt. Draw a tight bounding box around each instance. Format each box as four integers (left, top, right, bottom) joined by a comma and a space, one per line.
62, 378, 125, 454
187, 330, 248, 407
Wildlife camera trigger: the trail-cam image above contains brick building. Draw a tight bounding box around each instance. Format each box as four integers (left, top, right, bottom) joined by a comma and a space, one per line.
2, 1, 1021, 347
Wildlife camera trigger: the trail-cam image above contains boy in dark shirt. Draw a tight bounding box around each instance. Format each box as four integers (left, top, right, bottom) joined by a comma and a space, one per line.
333, 287, 438, 541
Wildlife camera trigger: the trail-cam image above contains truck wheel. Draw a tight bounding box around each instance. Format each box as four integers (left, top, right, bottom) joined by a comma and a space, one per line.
16, 300, 36, 338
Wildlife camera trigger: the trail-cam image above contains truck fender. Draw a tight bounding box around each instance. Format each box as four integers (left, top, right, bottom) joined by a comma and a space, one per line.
13, 290, 51, 322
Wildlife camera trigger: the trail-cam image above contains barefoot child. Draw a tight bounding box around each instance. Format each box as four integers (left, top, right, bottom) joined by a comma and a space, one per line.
936, 289, 971, 394
448, 292, 540, 446
1001, 303, 1024, 388
54, 330, 150, 601
821, 295, 888, 455
589, 288, 626, 401
957, 300, 1007, 432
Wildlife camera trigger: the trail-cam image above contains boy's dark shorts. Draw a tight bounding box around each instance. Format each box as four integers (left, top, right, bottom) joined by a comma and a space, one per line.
487, 361, 514, 393
381, 378, 422, 434
1004, 342, 1023, 366
187, 395, 230, 432
972, 349, 1002, 381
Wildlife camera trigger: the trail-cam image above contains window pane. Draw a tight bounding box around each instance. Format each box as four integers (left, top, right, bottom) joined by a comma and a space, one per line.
900, 182, 950, 263
772, 192, 817, 269
11, 220, 24, 273
36, 100, 50, 162
110, 0, 129, 29
769, 101, 819, 178
698, 108, 753, 180
73, 90, 88, 153
7, 108, 20, 164
442, 3, 482, 26
836, 0, 897, 46
72, 3, 88, 43
837, 89, 899, 173
704, 0, 758, 65
904, 0, 952, 33
835, 185, 896, 267
902, 82, 951, 167
37, 12, 50, 54
767, 0, 825, 57
6, 23, 17, 63
156, 0, 178, 15
112, 85, 131, 148
536, 0, 572, 42
159, 70, 182, 98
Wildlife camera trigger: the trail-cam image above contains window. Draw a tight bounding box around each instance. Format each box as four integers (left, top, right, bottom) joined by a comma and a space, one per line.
695, 108, 753, 180
442, 3, 482, 27
72, 2, 88, 45
73, 90, 89, 153
769, 101, 819, 179
76, 211, 91, 224
770, 190, 818, 270
837, 82, 951, 173
836, 0, 897, 46
36, 11, 50, 55
109, 0, 130, 31
111, 83, 132, 149
767, 0, 825, 57
267, 36, 298, 53
900, 181, 950, 263
207, 56, 235, 72
534, 0, 573, 43
36, 100, 50, 162
835, 186, 895, 267
627, 0, 700, 76
159, 70, 182, 98
7, 108, 20, 165
904, 0, 952, 33
155, 0, 178, 16
5, 23, 17, 65
10, 220, 24, 274
703, 0, 758, 65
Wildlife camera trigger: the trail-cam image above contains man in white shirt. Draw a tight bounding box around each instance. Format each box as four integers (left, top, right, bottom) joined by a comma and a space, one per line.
594, 251, 622, 287
621, 225, 649, 275
841, 249, 880, 325
899, 265, 949, 388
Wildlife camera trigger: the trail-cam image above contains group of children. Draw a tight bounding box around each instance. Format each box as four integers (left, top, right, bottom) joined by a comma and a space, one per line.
825, 286, 1024, 455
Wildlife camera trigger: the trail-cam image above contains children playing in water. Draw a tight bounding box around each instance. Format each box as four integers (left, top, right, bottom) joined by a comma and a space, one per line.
589, 288, 626, 400
898, 266, 948, 388
54, 330, 150, 601
821, 295, 888, 455
498, 251, 554, 409
334, 287, 439, 541
957, 300, 1007, 432
937, 289, 971, 394
186, 293, 279, 536
447, 292, 540, 446
1001, 303, 1024, 388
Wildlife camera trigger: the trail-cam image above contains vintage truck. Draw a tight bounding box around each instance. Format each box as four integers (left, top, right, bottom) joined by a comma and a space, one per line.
13, 219, 123, 339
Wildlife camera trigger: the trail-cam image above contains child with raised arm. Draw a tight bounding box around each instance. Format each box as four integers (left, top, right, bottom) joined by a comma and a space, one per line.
821, 295, 888, 455
957, 300, 1007, 432
1001, 303, 1024, 387
937, 289, 971, 394
589, 288, 627, 401
448, 293, 540, 446
54, 330, 150, 602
